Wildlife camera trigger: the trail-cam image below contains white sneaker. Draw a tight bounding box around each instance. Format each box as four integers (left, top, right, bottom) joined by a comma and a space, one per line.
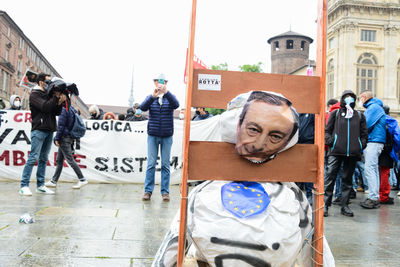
397, 191, 400, 197
19, 187, 32, 196
72, 180, 88, 189
36, 186, 55, 195
45, 180, 57, 188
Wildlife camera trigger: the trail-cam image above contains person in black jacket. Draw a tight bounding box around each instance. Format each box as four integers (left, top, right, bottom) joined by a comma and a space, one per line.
19, 73, 65, 196
324, 90, 368, 217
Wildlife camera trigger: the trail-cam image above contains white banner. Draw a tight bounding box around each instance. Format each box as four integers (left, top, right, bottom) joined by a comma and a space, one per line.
0, 110, 221, 184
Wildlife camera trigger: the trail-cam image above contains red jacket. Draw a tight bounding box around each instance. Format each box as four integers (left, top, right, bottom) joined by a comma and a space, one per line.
325, 102, 341, 151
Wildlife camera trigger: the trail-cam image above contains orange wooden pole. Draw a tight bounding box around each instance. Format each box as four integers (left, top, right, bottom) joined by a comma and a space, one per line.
315, 0, 327, 266
177, 0, 198, 266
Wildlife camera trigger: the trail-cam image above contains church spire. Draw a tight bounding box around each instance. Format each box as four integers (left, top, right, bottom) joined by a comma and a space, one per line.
128, 66, 134, 107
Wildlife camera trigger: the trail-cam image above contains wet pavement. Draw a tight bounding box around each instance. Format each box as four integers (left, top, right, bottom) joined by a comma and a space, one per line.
0, 181, 399, 267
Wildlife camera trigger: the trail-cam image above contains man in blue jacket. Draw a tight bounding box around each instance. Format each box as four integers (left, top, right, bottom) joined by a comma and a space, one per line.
140, 74, 179, 201
359, 90, 386, 209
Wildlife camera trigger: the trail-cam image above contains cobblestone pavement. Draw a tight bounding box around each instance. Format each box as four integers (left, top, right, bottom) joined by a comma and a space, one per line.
0, 181, 399, 266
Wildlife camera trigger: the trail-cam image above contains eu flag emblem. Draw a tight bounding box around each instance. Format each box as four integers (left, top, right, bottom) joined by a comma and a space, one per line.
221, 182, 270, 218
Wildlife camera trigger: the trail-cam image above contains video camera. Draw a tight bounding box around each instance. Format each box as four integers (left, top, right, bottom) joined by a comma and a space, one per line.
47, 78, 79, 96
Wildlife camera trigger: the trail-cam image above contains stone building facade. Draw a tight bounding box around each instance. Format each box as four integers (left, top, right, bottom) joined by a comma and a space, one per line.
327, 0, 400, 114
0, 11, 89, 117
268, 31, 314, 74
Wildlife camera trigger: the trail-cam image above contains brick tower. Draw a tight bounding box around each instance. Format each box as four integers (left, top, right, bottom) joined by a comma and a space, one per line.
268, 31, 313, 74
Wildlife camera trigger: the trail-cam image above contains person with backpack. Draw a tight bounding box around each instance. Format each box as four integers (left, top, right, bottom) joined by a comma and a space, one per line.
324, 90, 368, 217
379, 105, 400, 204
45, 81, 88, 189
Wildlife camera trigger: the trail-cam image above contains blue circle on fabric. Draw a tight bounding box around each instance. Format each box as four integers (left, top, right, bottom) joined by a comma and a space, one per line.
221, 181, 270, 219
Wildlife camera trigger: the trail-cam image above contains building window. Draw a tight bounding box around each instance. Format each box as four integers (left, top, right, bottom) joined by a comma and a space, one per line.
7, 27, 10, 37
5, 50, 9, 61
327, 59, 334, 99
361, 30, 376, 42
1, 70, 10, 92
301, 41, 306, 51
274, 41, 279, 51
17, 60, 22, 77
286, 40, 294, 49
356, 53, 378, 95
19, 37, 24, 50
328, 38, 335, 49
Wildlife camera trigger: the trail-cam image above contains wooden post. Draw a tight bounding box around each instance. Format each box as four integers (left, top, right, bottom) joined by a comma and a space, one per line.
315, 0, 327, 266
177, 0, 198, 266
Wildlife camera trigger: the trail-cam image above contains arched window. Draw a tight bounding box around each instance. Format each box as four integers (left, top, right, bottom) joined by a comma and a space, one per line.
286, 40, 294, 49
327, 59, 334, 99
356, 53, 378, 95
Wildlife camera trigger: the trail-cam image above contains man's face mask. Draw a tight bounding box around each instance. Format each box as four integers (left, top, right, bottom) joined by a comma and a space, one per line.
43, 80, 52, 92
14, 101, 21, 108
136, 109, 142, 115
344, 96, 354, 105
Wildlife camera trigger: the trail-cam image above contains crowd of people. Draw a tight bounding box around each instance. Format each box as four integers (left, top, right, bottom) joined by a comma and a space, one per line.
5, 71, 400, 220
302, 89, 400, 218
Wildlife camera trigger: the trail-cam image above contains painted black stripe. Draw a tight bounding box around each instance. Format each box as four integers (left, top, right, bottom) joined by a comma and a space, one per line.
210, 237, 268, 251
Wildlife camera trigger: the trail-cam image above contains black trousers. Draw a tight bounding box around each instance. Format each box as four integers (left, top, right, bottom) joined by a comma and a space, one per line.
324, 155, 357, 207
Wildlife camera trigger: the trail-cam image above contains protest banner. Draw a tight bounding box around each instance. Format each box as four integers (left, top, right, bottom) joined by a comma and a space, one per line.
0, 110, 220, 184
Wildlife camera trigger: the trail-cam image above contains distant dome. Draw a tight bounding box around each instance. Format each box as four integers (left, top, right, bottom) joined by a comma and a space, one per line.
268, 31, 313, 44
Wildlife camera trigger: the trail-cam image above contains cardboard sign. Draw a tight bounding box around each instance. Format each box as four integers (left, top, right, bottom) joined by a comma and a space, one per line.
198, 74, 221, 91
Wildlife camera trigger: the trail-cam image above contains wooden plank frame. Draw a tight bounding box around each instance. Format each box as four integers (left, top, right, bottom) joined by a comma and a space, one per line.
177, 0, 327, 266
192, 69, 321, 113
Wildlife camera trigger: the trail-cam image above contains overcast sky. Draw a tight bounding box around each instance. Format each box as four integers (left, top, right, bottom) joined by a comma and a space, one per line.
2, 0, 318, 108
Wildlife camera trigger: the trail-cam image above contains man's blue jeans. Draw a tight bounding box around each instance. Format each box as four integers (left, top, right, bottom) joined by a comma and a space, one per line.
144, 135, 173, 195
364, 142, 384, 201
20, 130, 53, 188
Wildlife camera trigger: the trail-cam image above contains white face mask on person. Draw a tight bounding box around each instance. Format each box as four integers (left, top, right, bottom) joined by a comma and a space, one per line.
14, 101, 21, 108
344, 96, 354, 105
179, 113, 184, 120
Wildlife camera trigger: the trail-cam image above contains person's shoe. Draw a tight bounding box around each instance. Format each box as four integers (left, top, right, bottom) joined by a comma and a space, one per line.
360, 198, 380, 209
398, 191, 400, 197
142, 192, 151, 201
45, 180, 57, 188
356, 186, 365, 192
162, 193, 170, 202
72, 180, 88, 189
341, 206, 354, 217
332, 197, 341, 205
36, 186, 55, 195
323, 206, 329, 217
19, 187, 32, 196
391, 186, 399, 191
380, 197, 394, 205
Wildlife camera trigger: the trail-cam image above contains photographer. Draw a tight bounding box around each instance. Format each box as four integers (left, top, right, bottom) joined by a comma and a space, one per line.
19, 73, 65, 196
140, 74, 179, 201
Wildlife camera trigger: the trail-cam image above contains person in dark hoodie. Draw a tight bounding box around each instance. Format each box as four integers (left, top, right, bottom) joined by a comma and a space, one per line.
359, 90, 387, 209
125, 108, 135, 121
19, 73, 65, 196
45, 81, 88, 190
324, 90, 368, 217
